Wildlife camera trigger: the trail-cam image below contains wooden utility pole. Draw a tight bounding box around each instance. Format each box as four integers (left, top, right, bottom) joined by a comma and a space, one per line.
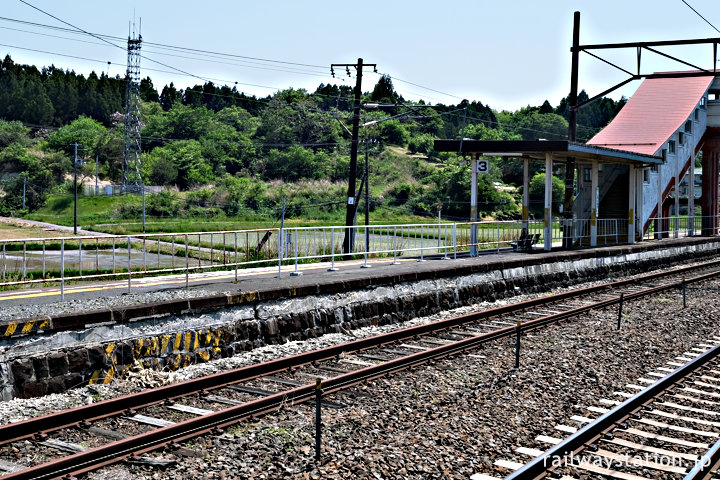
331, 58, 377, 254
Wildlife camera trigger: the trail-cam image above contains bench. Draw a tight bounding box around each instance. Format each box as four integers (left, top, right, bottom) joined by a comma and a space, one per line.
510, 233, 540, 252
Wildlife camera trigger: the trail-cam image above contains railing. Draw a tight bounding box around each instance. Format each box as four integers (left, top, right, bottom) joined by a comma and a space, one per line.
1, 215, 719, 294
642, 215, 718, 240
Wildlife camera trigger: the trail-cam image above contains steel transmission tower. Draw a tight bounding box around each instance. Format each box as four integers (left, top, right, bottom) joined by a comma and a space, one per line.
122, 25, 142, 192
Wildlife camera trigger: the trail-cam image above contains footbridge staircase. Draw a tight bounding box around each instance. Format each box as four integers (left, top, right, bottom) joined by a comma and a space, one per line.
584, 73, 720, 240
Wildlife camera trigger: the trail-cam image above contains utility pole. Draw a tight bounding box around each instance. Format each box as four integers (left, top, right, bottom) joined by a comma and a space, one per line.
331, 58, 377, 254
22, 175, 26, 210
95, 154, 99, 196
563, 10, 581, 249
363, 139, 377, 262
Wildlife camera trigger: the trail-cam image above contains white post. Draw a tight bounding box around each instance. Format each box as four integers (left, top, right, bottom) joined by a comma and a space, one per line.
689, 163, 696, 236
127, 236, 131, 292
328, 228, 339, 271
544, 152, 553, 251
522, 157, 530, 233
185, 234, 189, 289
658, 161, 664, 238
636, 167, 644, 241
590, 160, 598, 247
291, 229, 303, 276
627, 166, 636, 244
470, 153, 478, 257
674, 155, 680, 238
60, 239, 65, 301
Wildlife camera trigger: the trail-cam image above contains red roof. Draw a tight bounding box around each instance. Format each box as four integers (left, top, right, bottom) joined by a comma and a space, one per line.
587, 74, 713, 156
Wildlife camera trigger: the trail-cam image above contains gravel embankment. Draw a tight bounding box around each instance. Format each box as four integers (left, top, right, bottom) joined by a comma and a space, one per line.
79, 279, 720, 479
1, 273, 717, 479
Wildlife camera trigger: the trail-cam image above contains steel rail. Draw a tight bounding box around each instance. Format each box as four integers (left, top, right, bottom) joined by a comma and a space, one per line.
505, 340, 720, 480
1, 262, 719, 478
3, 259, 717, 443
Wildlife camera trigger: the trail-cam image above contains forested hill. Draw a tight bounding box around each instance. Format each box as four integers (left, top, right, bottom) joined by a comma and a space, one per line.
0, 54, 626, 220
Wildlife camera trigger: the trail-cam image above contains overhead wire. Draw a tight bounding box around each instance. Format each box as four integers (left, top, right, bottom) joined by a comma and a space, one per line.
680, 0, 720, 34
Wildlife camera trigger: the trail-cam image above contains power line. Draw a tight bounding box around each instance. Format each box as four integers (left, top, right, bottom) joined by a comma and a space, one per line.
680, 0, 720, 35
0, 14, 328, 70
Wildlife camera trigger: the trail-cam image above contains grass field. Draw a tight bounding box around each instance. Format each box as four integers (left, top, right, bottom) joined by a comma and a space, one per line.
25, 193, 439, 235
0, 221, 76, 241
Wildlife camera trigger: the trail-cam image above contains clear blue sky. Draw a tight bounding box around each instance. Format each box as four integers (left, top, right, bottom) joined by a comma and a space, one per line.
2, 0, 719, 111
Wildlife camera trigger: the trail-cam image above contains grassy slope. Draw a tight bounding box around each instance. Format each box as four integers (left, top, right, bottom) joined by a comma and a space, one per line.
24, 147, 439, 234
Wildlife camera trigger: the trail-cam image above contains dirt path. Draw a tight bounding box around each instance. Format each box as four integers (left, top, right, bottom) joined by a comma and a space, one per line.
0, 217, 111, 238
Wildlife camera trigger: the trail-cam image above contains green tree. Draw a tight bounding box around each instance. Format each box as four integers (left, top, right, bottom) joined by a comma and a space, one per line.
45, 116, 107, 156
529, 172, 564, 215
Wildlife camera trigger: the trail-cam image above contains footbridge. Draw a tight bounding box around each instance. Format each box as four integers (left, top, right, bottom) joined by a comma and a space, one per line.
435, 72, 720, 250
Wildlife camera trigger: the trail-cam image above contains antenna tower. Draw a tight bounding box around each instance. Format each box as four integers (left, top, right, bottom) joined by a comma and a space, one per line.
122, 22, 142, 192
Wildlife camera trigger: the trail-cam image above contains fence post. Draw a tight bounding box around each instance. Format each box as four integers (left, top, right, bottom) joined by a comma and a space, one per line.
234, 232, 238, 282
127, 236, 132, 292
361, 225, 371, 269
112, 237, 116, 274
185, 234, 189, 289
60, 239, 65, 301
515, 321, 521, 369
328, 227, 339, 272
42, 239, 46, 279
497, 222, 500, 254
277, 198, 286, 277
78, 238, 82, 277
453, 224, 457, 260
291, 229, 303, 276
392, 225, 400, 265
315, 378, 323, 461
418, 225, 426, 262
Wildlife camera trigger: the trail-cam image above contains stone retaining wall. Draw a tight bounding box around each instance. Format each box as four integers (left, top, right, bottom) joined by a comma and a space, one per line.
2, 240, 719, 399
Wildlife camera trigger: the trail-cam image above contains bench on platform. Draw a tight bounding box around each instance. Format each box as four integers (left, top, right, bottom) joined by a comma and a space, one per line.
510, 233, 540, 252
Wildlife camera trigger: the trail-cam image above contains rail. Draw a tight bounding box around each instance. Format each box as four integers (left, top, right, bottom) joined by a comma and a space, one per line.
0, 215, 718, 293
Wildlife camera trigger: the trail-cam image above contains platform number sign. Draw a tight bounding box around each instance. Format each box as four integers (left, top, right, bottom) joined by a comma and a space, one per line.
476, 159, 489, 173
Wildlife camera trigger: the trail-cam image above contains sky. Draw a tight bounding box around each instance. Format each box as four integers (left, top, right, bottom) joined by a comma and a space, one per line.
1, 0, 719, 112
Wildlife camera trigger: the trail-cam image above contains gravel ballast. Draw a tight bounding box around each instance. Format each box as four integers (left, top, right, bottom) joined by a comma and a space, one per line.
1, 276, 711, 479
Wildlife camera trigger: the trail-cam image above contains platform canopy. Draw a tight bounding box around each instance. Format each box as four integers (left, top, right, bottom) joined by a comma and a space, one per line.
433, 139, 662, 165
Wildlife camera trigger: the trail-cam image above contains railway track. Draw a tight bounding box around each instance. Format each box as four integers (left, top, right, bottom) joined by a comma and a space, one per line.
497, 337, 720, 480
2, 259, 720, 479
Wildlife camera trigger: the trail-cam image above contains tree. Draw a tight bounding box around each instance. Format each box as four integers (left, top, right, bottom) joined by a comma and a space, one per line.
370, 75, 401, 104
139, 77, 159, 102
45, 116, 107, 156
160, 82, 180, 111
529, 172, 564, 215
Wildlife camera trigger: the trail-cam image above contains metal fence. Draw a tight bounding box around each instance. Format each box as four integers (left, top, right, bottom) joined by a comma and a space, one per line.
1, 216, 719, 295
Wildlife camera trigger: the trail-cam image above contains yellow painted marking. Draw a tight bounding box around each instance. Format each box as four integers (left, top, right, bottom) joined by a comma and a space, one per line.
192, 331, 199, 351
183, 354, 192, 368
103, 366, 115, 384
173, 333, 182, 352
21, 321, 35, 334
88, 370, 102, 384
184, 332, 191, 351
205, 331, 212, 347
105, 344, 115, 359
39, 319, 50, 329
197, 350, 210, 361
160, 335, 171, 353
4, 323, 17, 337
